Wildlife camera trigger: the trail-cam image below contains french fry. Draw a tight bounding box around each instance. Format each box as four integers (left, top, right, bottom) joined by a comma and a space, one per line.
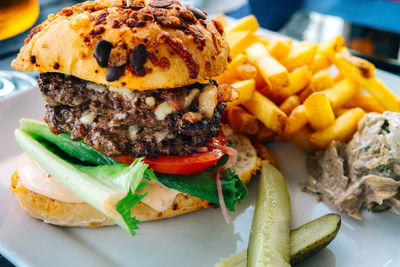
254, 71, 267, 89
311, 54, 331, 73
310, 69, 335, 91
227, 106, 259, 135
227, 31, 257, 58
227, 79, 256, 108
226, 15, 259, 33
215, 70, 239, 84
311, 36, 345, 73
364, 77, 400, 112
310, 108, 365, 149
333, 72, 343, 83
344, 94, 385, 113
323, 78, 359, 110
334, 52, 400, 111
298, 69, 334, 102
230, 54, 249, 69
277, 66, 312, 100
318, 35, 346, 60
236, 63, 258, 80
243, 91, 287, 134
266, 38, 291, 59
257, 83, 278, 103
281, 41, 318, 71
304, 92, 336, 130
285, 127, 315, 152
279, 95, 300, 115
215, 54, 248, 84
284, 105, 308, 135
256, 122, 276, 142
255, 34, 271, 46
335, 108, 351, 117
246, 42, 289, 90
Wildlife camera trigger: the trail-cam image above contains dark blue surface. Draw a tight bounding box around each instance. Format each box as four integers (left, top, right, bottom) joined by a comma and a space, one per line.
232, 0, 400, 34
303, 0, 400, 34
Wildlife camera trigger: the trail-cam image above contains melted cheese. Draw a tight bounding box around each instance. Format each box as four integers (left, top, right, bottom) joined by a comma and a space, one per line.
129, 125, 139, 141
145, 96, 156, 107
86, 82, 106, 92
109, 86, 136, 101
184, 88, 200, 108
154, 129, 172, 143
80, 110, 96, 124
154, 101, 176, 120
17, 153, 85, 203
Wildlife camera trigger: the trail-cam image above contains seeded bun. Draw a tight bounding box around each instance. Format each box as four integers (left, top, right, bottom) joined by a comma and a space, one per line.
11, 0, 230, 90
10, 129, 261, 227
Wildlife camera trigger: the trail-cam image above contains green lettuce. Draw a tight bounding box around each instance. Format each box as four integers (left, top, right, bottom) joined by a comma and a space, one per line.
16, 119, 152, 235
16, 119, 248, 235
156, 155, 247, 212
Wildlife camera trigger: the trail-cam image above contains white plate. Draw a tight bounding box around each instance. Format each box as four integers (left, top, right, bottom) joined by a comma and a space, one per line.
1, 55, 400, 267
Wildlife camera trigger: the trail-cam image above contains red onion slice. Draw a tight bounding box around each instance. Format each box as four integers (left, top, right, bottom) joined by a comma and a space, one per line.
216, 166, 232, 224
208, 143, 238, 169
207, 143, 238, 224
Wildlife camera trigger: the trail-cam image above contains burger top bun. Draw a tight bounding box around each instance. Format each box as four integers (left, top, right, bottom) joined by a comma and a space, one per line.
12, 0, 230, 90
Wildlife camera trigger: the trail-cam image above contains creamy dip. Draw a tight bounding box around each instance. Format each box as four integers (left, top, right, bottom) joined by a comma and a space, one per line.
17, 153, 179, 211
304, 111, 400, 219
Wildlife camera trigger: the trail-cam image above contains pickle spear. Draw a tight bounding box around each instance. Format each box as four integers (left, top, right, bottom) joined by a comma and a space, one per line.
247, 161, 291, 267
215, 213, 341, 267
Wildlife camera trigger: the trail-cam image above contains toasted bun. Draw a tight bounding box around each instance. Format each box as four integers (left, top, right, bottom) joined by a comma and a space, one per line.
10, 129, 261, 227
11, 0, 229, 90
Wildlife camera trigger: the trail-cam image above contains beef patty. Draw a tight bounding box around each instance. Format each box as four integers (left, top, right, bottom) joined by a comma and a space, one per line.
38, 73, 226, 158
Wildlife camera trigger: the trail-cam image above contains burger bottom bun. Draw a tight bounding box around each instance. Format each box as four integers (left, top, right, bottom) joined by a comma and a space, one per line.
10, 127, 262, 227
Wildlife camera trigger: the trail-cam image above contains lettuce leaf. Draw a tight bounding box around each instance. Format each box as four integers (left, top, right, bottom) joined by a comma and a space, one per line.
156, 155, 247, 212
15, 119, 153, 236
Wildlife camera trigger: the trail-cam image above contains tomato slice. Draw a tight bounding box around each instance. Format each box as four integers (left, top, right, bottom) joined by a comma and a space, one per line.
143, 150, 224, 175
113, 132, 228, 175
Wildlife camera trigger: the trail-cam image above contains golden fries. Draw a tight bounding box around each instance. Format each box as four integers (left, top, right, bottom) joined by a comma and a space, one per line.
227, 31, 256, 58
281, 41, 318, 72
285, 127, 315, 152
266, 38, 291, 59
304, 92, 336, 130
343, 94, 385, 113
310, 108, 365, 149
334, 52, 400, 112
226, 15, 259, 33
218, 15, 397, 152
279, 95, 300, 115
298, 69, 334, 102
227, 79, 255, 108
246, 43, 289, 90
227, 106, 259, 135
277, 66, 312, 100
243, 91, 287, 134
323, 78, 359, 110
284, 105, 308, 135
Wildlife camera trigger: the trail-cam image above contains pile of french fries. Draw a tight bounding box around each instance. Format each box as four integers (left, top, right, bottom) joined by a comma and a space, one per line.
216, 15, 400, 152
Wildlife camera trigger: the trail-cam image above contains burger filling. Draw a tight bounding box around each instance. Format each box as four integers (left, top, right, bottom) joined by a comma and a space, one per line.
38, 72, 227, 158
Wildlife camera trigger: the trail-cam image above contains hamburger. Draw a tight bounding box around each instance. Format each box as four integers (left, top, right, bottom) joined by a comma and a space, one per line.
11, 0, 261, 235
